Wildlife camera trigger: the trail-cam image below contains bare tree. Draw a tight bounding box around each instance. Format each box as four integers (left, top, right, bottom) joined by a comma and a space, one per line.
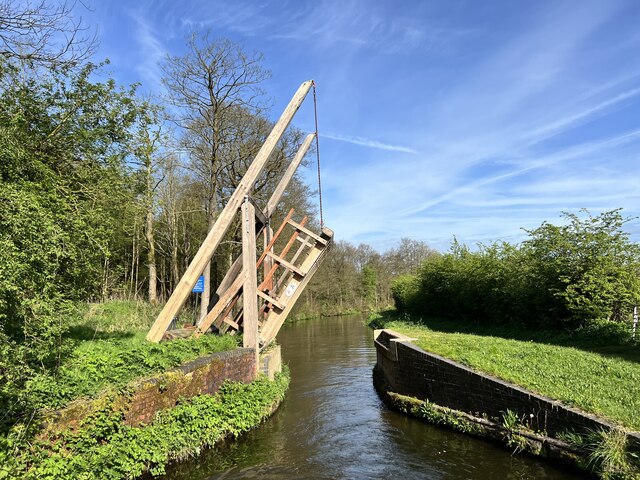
0, 0, 96, 68
131, 101, 169, 305
161, 32, 270, 321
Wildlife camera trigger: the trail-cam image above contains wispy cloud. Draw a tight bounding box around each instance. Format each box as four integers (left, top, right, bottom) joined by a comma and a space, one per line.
129, 9, 167, 91
92, 0, 640, 251
322, 133, 419, 154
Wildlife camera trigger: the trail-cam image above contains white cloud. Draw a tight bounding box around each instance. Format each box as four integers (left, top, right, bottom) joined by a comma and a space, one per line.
322, 133, 418, 154
129, 9, 167, 91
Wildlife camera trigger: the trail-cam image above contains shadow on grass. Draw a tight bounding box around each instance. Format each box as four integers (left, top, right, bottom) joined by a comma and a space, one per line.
63, 324, 137, 342
371, 310, 640, 365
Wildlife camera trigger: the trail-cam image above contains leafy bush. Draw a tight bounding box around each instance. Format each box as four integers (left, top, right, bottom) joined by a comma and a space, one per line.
394, 210, 640, 332
390, 274, 420, 312
24, 333, 238, 410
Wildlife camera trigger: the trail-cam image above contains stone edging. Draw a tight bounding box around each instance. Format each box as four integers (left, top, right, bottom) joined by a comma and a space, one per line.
373, 328, 640, 466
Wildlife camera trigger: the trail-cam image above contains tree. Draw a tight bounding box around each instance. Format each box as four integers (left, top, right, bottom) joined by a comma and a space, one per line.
162, 32, 270, 320
131, 101, 167, 304
0, 60, 145, 422
523, 209, 640, 327
0, 0, 96, 68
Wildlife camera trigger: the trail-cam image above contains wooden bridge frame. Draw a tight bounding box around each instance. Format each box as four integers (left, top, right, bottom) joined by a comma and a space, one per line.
146, 81, 333, 359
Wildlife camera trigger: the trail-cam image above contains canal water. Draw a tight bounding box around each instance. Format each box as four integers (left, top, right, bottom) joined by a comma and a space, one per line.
163, 314, 584, 479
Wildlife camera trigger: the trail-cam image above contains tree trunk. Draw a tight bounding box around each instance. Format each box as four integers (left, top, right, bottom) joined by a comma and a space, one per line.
146, 208, 157, 304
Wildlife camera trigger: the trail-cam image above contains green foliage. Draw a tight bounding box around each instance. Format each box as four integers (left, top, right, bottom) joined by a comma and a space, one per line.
393, 210, 640, 332
25, 332, 238, 410
584, 428, 640, 479
390, 274, 420, 312
501, 409, 520, 431
0, 59, 150, 425
389, 393, 482, 436
1, 299, 235, 433
4, 371, 290, 479
371, 312, 640, 430
360, 265, 378, 308
522, 209, 640, 327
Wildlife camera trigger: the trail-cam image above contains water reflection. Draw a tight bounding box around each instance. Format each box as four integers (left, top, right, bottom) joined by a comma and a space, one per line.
162, 315, 583, 480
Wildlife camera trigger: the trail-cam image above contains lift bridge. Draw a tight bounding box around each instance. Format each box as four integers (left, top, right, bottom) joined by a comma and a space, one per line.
146, 81, 333, 364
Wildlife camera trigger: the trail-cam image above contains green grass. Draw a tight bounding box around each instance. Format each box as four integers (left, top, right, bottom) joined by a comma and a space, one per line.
24, 300, 238, 410
370, 311, 640, 430
4, 371, 290, 480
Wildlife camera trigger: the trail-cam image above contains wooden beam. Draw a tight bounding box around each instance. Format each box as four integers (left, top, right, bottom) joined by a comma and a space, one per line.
287, 219, 328, 245
265, 133, 315, 217
195, 273, 244, 335
147, 80, 313, 342
257, 289, 285, 310
201, 134, 314, 321
262, 225, 274, 291
266, 251, 305, 277
247, 195, 268, 226
259, 216, 307, 292
260, 228, 334, 345
242, 199, 259, 359
223, 317, 239, 330
256, 209, 294, 269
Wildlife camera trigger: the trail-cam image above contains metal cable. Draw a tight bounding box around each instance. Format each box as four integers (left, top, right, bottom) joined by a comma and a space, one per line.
312, 81, 324, 228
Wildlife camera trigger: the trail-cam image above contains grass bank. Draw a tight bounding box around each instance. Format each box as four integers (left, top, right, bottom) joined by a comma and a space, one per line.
2, 371, 290, 479
2, 300, 288, 479
369, 311, 640, 431
25, 300, 237, 410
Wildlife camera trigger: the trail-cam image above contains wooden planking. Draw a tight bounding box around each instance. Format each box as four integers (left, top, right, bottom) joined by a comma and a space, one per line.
260, 227, 334, 346
257, 289, 285, 310
147, 80, 313, 342
242, 199, 259, 356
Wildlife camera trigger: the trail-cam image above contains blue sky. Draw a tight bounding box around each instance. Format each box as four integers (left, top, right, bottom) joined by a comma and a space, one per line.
81, 0, 640, 251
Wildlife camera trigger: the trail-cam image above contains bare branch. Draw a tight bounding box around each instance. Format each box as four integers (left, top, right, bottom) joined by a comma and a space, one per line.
0, 0, 97, 68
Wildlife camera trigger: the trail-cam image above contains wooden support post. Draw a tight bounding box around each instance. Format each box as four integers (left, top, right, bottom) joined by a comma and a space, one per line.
146, 80, 313, 342
263, 225, 274, 291
242, 198, 259, 369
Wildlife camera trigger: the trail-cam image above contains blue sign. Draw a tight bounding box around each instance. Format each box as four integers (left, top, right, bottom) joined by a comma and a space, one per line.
192, 275, 205, 293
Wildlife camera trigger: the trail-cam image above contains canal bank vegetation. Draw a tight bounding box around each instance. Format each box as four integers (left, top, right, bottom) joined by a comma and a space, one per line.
1, 370, 290, 479
391, 209, 640, 333
379, 387, 638, 479
379, 209, 640, 430
374, 210, 640, 479
0, 299, 247, 479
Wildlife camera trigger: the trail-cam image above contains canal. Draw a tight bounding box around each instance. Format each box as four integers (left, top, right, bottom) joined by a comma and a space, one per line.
163, 314, 584, 479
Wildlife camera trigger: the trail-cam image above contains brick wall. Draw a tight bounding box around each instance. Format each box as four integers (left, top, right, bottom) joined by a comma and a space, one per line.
41, 347, 258, 434
124, 348, 257, 426
374, 329, 640, 450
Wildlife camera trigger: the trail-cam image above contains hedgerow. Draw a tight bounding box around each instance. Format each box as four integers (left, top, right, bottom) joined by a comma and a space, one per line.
392, 210, 640, 331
